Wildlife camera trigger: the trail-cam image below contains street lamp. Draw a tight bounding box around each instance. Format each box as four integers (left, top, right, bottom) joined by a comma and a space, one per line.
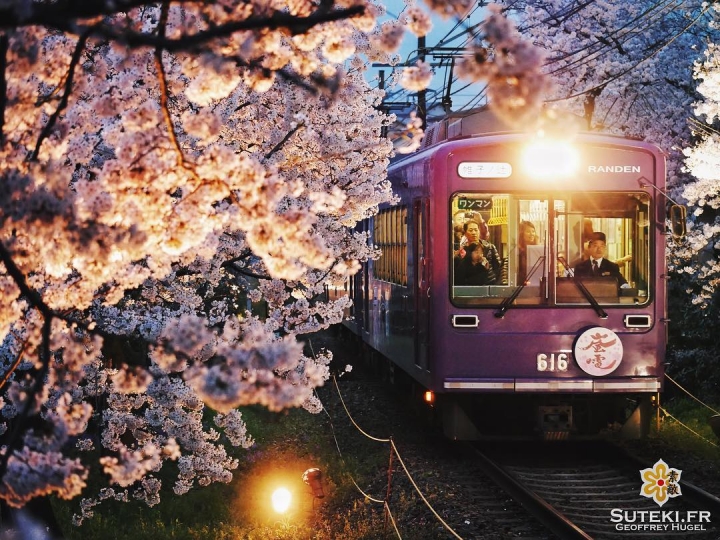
271, 487, 292, 514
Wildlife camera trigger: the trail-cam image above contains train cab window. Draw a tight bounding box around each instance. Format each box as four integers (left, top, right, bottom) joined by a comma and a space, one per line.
555, 192, 651, 306
451, 191, 651, 308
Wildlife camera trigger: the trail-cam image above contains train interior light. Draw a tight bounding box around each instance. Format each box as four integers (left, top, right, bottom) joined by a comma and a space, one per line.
521, 139, 579, 179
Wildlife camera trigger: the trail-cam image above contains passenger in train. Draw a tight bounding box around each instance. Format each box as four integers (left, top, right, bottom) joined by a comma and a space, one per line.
453, 225, 464, 251
517, 220, 538, 285
456, 242, 498, 285
455, 218, 495, 254
454, 220, 481, 258
572, 232, 629, 287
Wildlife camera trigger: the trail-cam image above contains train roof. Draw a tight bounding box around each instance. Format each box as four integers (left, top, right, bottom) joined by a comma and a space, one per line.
420, 107, 589, 150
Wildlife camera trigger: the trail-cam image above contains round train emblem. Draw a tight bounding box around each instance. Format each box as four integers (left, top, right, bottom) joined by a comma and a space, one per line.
574, 327, 623, 376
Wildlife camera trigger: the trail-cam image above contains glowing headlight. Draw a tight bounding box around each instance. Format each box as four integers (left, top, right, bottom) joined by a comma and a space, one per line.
521, 139, 580, 179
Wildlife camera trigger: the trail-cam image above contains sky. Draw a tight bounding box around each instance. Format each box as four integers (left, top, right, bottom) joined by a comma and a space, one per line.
366, 1, 490, 119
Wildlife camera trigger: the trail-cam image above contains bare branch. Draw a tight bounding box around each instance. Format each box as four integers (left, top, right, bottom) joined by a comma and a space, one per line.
154, 2, 187, 170
0, 33, 7, 144
29, 25, 94, 162
84, 6, 365, 52
264, 122, 304, 161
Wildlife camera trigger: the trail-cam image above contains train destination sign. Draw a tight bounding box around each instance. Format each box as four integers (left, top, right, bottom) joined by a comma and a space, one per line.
458, 161, 512, 178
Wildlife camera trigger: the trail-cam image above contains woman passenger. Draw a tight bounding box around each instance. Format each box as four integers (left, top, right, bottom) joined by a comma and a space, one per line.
457, 243, 497, 286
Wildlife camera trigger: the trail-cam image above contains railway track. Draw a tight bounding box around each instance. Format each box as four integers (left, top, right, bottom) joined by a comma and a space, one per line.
316, 331, 720, 539
469, 441, 720, 540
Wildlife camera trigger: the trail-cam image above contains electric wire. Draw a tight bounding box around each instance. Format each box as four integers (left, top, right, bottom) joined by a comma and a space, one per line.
451, 0, 703, 115
541, 0, 682, 71
546, 3, 711, 103
546, 0, 687, 79
376, 0, 709, 125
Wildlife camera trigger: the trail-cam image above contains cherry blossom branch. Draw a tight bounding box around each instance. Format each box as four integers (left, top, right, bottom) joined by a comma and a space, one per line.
0, 0, 178, 27
0, 338, 27, 394
0, 33, 7, 143
29, 25, 94, 162
0, 242, 52, 320
222, 261, 271, 281
0, 315, 51, 487
0, 0, 363, 33
88, 6, 365, 51
264, 123, 304, 161
154, 2, 188, 171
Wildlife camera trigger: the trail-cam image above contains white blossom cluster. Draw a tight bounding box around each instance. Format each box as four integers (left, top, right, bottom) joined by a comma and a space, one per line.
456, 4, 550, 129
680, 33, 720, 303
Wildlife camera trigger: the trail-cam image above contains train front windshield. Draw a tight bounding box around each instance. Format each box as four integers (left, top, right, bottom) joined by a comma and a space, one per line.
451, 192, 652, 307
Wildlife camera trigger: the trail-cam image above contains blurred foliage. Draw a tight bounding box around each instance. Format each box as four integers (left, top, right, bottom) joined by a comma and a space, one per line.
654, 397, 720, 461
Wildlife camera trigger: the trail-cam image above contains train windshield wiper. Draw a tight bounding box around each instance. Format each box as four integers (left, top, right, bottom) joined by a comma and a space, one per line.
557, 257, 608, 319
494, 257, 545, 318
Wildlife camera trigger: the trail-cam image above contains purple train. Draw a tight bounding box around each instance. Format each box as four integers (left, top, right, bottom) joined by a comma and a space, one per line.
331, 110, 677, 439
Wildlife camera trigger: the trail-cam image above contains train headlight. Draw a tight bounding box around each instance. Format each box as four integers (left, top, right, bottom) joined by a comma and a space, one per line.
521, 139, 580, 179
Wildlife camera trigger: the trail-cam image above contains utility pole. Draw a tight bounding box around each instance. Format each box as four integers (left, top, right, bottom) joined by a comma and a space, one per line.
418, 36, 427, 130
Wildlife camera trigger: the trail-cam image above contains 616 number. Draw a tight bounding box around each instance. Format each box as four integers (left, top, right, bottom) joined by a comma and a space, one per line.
537, 353, 569, 372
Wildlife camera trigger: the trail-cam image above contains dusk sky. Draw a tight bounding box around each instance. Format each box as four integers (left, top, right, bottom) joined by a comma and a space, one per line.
367, 2, 490, 117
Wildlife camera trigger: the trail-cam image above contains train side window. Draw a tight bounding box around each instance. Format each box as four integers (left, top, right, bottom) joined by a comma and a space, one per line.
555, 193, 651, 306
373, 206, 408, 287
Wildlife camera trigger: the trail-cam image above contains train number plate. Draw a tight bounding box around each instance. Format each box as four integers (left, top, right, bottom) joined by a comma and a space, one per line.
537, 353, 569, 372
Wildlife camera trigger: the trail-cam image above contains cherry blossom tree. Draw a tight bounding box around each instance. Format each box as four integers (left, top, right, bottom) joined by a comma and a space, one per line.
0, 0, 396, 519
0, 0, 548, 524
668, 19, 720, 397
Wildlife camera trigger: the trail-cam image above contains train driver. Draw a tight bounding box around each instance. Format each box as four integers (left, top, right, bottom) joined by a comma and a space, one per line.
572, 232, 630, 288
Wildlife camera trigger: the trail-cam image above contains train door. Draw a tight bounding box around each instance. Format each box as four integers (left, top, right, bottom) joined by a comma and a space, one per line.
414, 198, 430, 370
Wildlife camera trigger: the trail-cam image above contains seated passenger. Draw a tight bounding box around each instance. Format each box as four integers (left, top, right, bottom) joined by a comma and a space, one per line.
456, 243, 498, 286
573, 232, 629, 288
